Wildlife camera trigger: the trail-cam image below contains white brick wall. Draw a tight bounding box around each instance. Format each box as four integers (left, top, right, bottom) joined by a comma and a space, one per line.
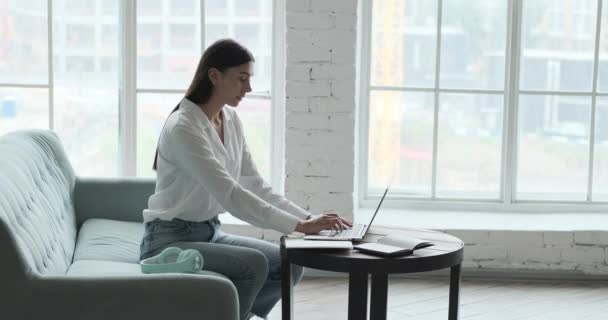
279, 0, 608, 276
442, 230, 608, 275
574, 231, 608, 245
285, 0, 357, 221
543, 231, 574, 246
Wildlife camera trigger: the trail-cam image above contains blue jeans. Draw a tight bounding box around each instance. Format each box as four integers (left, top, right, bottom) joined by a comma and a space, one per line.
140, 216, 304, 320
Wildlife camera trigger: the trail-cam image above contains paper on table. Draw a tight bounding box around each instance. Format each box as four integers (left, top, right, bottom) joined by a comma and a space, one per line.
284, 238, 353, 249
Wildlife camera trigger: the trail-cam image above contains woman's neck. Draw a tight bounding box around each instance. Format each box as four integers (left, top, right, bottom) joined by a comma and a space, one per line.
199, 95, 224, 125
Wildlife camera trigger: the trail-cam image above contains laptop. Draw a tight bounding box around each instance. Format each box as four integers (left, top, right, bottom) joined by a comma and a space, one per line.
303, 186, 389, 241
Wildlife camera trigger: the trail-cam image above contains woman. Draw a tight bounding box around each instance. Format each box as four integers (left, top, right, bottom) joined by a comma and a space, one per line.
140, 39, 352, 320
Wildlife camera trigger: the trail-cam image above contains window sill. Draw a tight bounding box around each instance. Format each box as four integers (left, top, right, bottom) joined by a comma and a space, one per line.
356, 208, 608, 231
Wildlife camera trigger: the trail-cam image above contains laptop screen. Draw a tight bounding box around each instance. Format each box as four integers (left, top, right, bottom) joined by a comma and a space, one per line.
361, 186, 389, 236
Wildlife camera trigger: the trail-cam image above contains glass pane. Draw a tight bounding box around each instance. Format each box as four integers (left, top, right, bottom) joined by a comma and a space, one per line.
367, 91, 434, 196
440, 0, 507, 90
252, 23, 272, 95
139, 0, 162, 16
206, 0, 272, 94
137, 1, 201, 90
169, 23, 198, 50
101, 1, 118, 15
53, 0, 119, 177
0, 0, 48, 85
205, 24, 229, 46
234, 23, 271, 93
238, 98, 271, 182
592, 98, 608, 200
235, 0, 262, 17
137, 93, 183, 178
64, 0, 95, 15
0, 88, 48, 136
520, 0, 597, 92
517, 95, 591, 200
65, 24, 95, 50
170, 0, 196, 16
370, 0, 438, 88
436, 93, 503, 198
205, 0, 228, 17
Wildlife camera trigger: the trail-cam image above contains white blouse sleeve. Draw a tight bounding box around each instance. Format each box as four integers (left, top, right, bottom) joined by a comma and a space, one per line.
239, 136, 312, 221
168, 124, 301, 234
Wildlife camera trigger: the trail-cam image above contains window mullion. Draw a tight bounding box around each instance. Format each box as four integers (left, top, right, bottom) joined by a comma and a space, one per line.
271, 0, 286, 193
358, 0, 373, 202
47, 0, 54, 131
431, 0, 443, 198
587, 0, 603, 201
503, 0, 523, 204
201, 0, 206, 50
119, 0, 137, 176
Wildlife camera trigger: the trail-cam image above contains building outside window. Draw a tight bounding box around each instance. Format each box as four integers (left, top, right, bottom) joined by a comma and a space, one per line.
362, 0, 608, 208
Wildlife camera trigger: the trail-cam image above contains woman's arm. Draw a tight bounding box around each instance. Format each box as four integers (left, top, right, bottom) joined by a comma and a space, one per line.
239, 136, 311, 220
169, 124, 301, 234
239, 137, 353, 233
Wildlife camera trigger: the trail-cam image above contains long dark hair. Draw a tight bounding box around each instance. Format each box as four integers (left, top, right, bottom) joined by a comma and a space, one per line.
153, 39, 254, 170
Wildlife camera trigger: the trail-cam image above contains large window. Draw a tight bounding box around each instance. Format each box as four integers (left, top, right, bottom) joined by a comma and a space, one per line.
1, 0, 277, 182
361, 0, 608, 209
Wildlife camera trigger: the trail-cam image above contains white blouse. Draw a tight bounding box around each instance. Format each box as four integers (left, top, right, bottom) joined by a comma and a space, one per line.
143, 98, 311, 234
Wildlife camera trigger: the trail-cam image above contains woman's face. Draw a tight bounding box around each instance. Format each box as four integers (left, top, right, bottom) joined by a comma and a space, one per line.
212, 62, 253, 107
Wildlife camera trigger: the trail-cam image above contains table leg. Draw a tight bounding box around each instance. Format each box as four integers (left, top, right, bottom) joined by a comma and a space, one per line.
348, 271, 368, 320
281, 245, 293, 320
448, 264, 461, 320
370, 272, 388, 320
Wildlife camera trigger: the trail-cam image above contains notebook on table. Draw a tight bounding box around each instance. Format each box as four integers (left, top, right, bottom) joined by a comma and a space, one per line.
353, 235, 434, 257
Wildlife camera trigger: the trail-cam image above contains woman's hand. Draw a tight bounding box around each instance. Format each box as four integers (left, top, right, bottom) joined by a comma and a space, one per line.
295, 212, 353, 234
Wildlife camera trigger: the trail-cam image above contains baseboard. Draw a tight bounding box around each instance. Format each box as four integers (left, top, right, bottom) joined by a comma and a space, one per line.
302, 266, 608, 282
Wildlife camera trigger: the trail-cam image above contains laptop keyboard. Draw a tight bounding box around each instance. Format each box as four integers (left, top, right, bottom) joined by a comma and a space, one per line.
322, 224, 365, 238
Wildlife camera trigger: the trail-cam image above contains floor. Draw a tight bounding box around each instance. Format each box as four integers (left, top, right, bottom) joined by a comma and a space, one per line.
266, 276, 608, 320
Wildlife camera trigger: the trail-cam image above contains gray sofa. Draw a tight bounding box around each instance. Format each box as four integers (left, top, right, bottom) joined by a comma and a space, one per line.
0, 130, 239, 320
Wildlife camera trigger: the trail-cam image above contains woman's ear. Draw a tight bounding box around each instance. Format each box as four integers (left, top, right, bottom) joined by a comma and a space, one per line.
208, 67, 220, 86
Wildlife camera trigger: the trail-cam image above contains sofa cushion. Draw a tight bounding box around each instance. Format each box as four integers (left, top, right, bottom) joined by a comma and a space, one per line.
67, 260, 143, 276
74, 219, 144, 264
0, 130, 77, 275
66, 260, 229, 281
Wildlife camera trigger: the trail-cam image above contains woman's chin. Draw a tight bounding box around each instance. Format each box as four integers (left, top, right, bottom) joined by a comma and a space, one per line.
227, 99, 241, 107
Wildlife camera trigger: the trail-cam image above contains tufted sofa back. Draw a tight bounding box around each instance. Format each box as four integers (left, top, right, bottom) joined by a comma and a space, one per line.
0, 130, 77, 275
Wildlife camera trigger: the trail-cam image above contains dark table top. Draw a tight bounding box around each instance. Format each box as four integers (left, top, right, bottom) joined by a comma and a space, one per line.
282, 227, 464, 274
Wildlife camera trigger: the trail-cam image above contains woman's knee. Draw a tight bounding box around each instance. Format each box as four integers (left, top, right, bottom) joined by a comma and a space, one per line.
240, 248, 270, 282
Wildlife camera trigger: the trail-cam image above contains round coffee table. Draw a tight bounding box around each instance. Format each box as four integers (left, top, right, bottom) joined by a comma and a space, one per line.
280, 227, 464, 320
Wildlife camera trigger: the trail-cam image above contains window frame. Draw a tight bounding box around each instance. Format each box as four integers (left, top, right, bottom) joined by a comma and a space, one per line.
1, 0, 285, 192
0, 1, 56, 131
358, 0, 608, 212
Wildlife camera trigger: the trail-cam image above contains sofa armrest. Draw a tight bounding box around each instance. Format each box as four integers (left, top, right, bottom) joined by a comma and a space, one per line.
74, 178, 155, 226
0, 219, 29, 318
24, 274, 239, 320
